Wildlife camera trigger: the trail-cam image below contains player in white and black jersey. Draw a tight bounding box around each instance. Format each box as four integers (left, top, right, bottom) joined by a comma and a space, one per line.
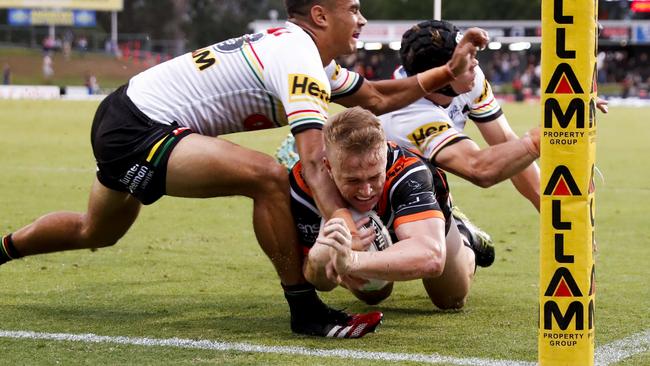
385, 20, 607, 212
292, 107, 484, 310
383, 19, 542, 211
1, 2, 488, 338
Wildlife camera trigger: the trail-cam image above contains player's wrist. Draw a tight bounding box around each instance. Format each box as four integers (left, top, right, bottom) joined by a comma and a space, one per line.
347, 250, 360, 274
417, 65, 456, 95
332, 208, 359, 237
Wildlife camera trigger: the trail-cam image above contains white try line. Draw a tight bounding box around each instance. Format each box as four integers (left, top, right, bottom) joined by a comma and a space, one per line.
0, 329, 648, 365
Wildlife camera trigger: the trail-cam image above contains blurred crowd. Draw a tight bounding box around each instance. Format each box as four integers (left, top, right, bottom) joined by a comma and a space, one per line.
340, 47, 650, 100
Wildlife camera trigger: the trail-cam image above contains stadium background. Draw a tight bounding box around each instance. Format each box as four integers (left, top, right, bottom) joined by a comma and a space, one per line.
1, 0, 650, 102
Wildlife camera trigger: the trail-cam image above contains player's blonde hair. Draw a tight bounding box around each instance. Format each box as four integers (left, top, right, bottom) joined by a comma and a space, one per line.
323, 107, 386, 156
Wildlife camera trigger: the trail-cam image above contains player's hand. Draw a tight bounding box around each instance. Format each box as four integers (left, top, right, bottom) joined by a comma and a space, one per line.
448, 27, 489, 77
524, 126, 541, 157
352, 216, 374, 251
596, 97, 609, 114
459, 27, 489, 50
317, 218, 355, 276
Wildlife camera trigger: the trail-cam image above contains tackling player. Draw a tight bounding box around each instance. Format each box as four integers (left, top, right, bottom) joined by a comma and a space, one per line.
0, 2, 488, 338
291, 107, 486, 309
386, 19, 542, 211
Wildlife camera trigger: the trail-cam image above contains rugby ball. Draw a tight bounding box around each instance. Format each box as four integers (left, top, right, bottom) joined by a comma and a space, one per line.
349, 209, 393, 292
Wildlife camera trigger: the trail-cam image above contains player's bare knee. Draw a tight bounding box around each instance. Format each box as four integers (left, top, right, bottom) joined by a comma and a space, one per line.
252, 160, 289, 197
80, 222, 124, 248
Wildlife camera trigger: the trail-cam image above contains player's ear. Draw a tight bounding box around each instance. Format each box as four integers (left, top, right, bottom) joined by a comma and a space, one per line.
309, 4, 328, 27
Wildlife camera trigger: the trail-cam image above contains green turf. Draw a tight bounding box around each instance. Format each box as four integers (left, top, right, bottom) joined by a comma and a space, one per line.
0, 100, 648, 365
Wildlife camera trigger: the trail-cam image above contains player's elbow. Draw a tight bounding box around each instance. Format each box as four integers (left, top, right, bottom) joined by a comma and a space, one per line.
465, 159, 501, 188
470, 172, 500, 188
360, 95, 389, 115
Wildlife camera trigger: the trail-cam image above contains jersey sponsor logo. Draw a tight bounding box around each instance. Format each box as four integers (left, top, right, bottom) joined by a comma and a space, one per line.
118, 163, 154, 195
215, 32, 264, 53
288, 74, 330, 104
191, 47, 217, 71
407, 121, 451, 147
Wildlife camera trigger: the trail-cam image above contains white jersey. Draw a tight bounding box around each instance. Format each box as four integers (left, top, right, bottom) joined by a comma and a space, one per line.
127, 22, 355, 137
379, 65, 502, 160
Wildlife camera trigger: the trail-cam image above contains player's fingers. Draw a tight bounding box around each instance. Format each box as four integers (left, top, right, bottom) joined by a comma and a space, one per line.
326, 230, 352, 247
448, 43, 478, 77
316, 236, 342, 250
356, 228, 374, 251
322, 221, 352, 241
460, 27, 489, 49
596, 97, 609, 114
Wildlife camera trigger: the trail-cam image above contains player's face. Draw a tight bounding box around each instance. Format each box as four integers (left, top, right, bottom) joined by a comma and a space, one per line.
326, 0, 367, 56
327, 145, 386, 213
450, 57, 478, 94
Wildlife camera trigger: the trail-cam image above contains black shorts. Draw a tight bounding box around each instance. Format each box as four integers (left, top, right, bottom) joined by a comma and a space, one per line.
91, 85, 193, 205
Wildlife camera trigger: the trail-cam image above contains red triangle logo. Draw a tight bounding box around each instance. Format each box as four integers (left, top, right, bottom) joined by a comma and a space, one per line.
555, 76, 574, 94
554, 279, 573, 297
553, 178, 572, 196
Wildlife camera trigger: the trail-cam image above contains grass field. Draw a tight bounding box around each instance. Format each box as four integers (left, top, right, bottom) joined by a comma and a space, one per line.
0, 100, 648, 365
0, 47, 149, 88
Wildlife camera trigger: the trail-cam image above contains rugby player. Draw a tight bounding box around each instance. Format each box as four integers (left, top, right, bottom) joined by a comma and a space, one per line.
0, 2, 488, 338
290, 107, 485, 309
385, 19, 542, 211
384, 20, 606, 212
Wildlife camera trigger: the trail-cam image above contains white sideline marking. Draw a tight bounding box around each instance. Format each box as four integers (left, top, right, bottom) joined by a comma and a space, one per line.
595, 329, 650, 365
0, 330, 534, 366
1, 329, 648, 365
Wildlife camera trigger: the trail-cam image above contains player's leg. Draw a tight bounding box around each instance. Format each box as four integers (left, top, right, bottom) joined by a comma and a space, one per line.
165, 134, 382, 337
166, 134, 304, 285
452, 206, 495, 267
1, 179, 141, 263
421, 218, 476, 309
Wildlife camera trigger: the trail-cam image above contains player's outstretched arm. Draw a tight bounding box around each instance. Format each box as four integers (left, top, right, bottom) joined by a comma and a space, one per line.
475, 115, 541, 211
333, 28, 489, 116
435, 128, 540, 190
319, 217, 447, 283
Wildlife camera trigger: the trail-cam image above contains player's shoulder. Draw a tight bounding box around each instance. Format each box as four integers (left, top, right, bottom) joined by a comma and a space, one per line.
386, 143, 429, 173
257, 22, 320, 59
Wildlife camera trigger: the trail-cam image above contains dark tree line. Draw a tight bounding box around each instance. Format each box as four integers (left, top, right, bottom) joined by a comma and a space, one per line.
92, 0, 544, 49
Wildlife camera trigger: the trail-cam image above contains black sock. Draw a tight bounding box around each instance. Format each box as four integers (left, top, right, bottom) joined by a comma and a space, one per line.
282, 282, 325, 319
0, 233, 22, 265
